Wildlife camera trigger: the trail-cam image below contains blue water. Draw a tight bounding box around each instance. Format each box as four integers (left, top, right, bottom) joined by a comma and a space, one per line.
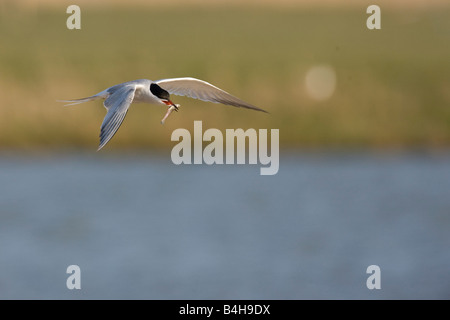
0, 151, 449, 299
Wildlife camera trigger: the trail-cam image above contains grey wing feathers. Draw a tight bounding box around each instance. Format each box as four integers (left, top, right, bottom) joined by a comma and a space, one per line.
155, 77, 266, 112
98, 86, 136, 150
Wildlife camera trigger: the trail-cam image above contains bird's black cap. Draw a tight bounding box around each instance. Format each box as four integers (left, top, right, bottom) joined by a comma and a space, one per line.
150, 83, 170, 100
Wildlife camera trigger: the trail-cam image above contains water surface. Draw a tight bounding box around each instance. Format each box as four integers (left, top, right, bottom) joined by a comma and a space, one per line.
0, 151, 449, 299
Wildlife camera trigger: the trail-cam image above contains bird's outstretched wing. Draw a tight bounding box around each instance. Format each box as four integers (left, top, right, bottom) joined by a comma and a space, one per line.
98, 85, 136, 150
155, 77, 267, 112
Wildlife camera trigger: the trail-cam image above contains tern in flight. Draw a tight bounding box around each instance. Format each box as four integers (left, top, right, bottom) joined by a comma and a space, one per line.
60, 77, 266, 150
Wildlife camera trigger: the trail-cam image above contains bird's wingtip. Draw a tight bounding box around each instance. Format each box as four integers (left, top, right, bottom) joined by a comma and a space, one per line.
250, 105, 269, 114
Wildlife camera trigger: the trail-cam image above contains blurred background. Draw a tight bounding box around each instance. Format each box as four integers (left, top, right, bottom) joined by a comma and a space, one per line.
0, 0, 449, 299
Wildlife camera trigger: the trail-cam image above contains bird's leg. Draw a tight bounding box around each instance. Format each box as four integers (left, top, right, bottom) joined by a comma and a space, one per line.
160, 104, 180, 124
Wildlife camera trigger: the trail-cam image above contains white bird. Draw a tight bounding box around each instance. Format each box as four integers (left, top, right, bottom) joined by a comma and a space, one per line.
60, 77, 267, 150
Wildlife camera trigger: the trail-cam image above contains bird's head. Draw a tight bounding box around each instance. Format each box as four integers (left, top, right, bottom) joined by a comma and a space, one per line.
150, 83, 176, 107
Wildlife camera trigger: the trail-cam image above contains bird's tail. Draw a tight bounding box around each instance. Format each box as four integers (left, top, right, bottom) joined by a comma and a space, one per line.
57, 91, 108, 106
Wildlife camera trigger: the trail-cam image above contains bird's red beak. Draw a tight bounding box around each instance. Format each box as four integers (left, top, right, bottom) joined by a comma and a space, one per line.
163, 100, 176, 107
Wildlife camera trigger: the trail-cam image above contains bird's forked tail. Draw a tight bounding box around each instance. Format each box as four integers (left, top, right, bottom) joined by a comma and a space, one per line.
57, 91, 107, 106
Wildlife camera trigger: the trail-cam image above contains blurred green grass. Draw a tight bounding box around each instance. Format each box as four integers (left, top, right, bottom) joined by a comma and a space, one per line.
0, 5, 449, 150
